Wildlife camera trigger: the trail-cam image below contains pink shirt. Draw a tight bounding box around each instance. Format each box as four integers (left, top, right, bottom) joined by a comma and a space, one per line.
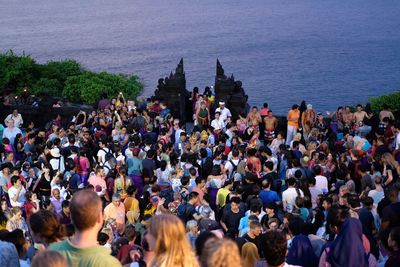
88, 175, 106, 190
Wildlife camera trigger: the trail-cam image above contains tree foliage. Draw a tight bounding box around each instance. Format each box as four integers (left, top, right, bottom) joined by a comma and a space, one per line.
370, 91, 400, 114
0, 51, 143, 104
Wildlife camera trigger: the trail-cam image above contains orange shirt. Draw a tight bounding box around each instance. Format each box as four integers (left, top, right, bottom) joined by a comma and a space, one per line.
287, 109, 300, 128
104, 202, 126, 225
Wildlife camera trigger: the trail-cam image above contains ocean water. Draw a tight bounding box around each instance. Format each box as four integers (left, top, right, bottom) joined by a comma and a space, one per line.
1, 0, 400, 115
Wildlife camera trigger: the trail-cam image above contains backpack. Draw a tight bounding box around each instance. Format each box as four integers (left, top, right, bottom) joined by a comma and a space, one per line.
229, 159, 240, 179
101, 148, 115, 163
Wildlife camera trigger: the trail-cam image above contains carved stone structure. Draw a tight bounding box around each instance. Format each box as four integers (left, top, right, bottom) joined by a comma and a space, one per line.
153, 58, 190, 121
214, 59, 249, 119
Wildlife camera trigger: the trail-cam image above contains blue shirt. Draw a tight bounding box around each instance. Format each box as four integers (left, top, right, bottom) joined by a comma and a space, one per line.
259, 189, 280, 207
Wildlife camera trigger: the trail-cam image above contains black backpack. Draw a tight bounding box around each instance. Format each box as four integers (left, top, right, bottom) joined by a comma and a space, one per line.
101, 148, 115, 163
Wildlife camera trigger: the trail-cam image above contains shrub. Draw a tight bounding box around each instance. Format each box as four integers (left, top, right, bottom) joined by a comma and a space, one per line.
0, 51, 143, 104
370, 91, 400, 114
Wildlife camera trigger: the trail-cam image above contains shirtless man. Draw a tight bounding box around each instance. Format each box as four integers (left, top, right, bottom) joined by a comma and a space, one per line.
379, 104, 395, 122
342, 106, 354, 128
247, 106, 262, 126
263, 110, 278, 144
354, 104, 367, 125
301, 104, 316, 140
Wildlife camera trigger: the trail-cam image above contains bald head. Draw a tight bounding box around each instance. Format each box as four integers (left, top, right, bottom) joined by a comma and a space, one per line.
70, 190, 103, 231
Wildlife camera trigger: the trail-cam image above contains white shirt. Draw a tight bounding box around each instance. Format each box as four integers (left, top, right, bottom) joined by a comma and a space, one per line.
282, 187, 304, 212
8, 186, 26, 207
215, 107, 232, 122
211, 118, 224, 131
97, 147, 110, 164
315, 175, 328, 193
225, 158, 240, 178
395, 132, 400, 150
50, 156, 65, 173
4, 114, 23, 128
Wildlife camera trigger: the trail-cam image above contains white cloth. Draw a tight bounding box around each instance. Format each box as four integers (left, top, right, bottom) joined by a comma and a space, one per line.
2, 127, 22, 145
8, 186, 26, 207
282, 187, 304, 212
4, 114, 23, 128
215, 107, 232, 122
211, 118, 225, 130
97, 147, 110, 164
315, 175, 328, 193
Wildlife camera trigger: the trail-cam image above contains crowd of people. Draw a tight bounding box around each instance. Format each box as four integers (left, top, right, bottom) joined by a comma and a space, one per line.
0, 88, 400, 267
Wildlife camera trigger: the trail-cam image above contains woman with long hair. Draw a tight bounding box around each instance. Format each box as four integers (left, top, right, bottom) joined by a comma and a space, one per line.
241, 242, 259, 267
382, 152, 399, 188
146, 214, 199, 267
201, 238, 242, 267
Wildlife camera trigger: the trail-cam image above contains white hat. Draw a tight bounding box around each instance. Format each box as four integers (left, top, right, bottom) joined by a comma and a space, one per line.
307, 104, 313, 109
219, 101, 225, 105
50, 147, 61, 158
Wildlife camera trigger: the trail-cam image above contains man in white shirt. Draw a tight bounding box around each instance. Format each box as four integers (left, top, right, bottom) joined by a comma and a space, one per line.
215, 101, 232, 124
224, 149, 241, 178
282, 178, 304, 213
211, 111, 224, 133
8, 176, 26, 207
4, 109, 23, 128
97, 140, 110, 165
313, 165, 328, 193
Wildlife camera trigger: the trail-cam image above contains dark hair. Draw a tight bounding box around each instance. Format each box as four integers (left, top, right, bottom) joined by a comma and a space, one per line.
289, 216, 305, 236
29, 210, 66, 244
262, 230, 288, 266
159, 160, 167, 172
126, 185, 137, 196
188, 191, 199, 200
265, 161, 274, 171
195, 231, 217, 256
312, 165, 322, 176
326, 206, 350, 233
231, 196, 241, 204
10, 175, 20, 186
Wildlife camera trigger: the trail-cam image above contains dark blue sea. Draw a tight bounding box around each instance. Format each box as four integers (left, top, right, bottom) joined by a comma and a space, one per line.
1, 0, 400, 114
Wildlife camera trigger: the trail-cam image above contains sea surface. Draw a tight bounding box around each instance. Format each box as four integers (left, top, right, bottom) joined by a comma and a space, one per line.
1, 0, 400, 115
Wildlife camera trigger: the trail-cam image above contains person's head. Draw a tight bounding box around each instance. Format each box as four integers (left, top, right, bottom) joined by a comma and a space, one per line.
188, 191, 200, 205
202, 238, 242, 267
126, 185, 137, 196
112, 193, 122, 207
69, 190, 103, 233
7, 118, 14, 128
388, 226, 400, 252
147, 214, 198, 266
11, 175, 21, 187
52, 188, 61, 200
356, 104, 362, 112
9, 207, 22, 220
230, 197, 241, 211
62, 200, 70, 215
326, 206, 350, 235
186, 220, 198, 235
262, 230, 288, 267
249, 221, 262, 237
250, 203, 262, 216
288, 216, 305, 236
241, 242, 259, 267
31, 250, 68, 267
215, 111, 221, 119
291, 104, 299, 110
322, 197, 333, 210
29, 210, 66, 246
95, 166, 105, 177
287, 177, 296, 187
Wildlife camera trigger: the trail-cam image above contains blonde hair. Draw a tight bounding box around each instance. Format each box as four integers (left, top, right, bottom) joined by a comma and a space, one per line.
242, 242, 259, 267
383, 153, 399, 169
31, 251, 68, 267
148, 214, 199, 267
203, 238, 243, 267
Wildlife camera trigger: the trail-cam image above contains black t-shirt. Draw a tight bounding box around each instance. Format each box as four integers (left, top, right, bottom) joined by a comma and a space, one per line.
242, 233, 262, 256
221, 208, 245, 237
180, 203, 196, 223
382, 202, 400, 229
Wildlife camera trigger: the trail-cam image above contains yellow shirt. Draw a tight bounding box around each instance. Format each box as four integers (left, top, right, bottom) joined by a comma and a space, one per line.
124, 196, 139, 214
216, 188, 231, 208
